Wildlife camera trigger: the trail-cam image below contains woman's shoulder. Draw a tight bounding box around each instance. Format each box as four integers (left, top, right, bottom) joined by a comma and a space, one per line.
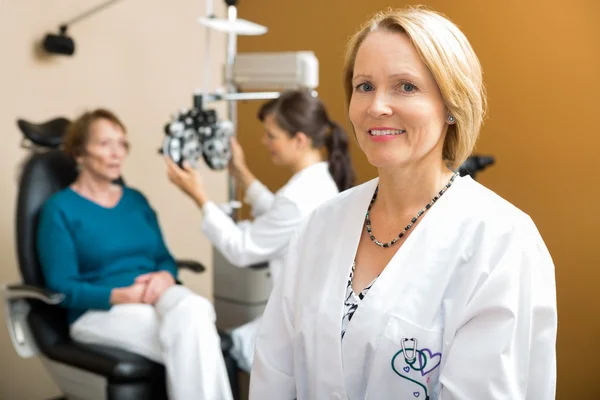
122, 186, 162, 218
122, 186, 149, 204
452, 177, 544, 246
456, 177, 529, 220
275, 163, 340, 210
42, 187, 76, 212
279, 162, 337, 194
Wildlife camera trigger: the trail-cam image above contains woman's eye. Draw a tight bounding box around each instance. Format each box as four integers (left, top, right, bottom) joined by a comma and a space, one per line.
355, 82, 374, 92
401, 83, 416, 92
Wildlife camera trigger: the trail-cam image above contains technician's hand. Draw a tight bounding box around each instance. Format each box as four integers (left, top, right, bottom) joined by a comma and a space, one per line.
165, 157, 208, 207
228, 136, 248, 177
135, 271, 176, 305
228, 137, 256, 190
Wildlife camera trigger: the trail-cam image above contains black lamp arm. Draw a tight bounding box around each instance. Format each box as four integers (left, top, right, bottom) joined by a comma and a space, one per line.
59, 0, 125, 31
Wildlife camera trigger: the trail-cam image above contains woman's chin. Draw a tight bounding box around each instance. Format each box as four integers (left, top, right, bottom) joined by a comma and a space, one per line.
104, 172, 122, 182
366, 153, 410, 170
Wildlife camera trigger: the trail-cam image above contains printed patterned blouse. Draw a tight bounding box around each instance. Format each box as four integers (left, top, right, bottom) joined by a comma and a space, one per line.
341, 261, 378, 339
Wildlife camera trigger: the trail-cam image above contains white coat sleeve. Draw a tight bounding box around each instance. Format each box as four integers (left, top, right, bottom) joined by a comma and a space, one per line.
249, 226, 303, 399
439, 221, 557, 400
244, 180, 275, 218
201, 194, 302, 267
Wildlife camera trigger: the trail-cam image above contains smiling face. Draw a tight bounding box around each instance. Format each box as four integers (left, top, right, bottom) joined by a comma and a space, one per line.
349, 30, 451, 170
77, 118, 129, 181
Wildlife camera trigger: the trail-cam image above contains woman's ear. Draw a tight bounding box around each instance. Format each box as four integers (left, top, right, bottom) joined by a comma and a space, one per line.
74, 149, 85, 167
295, 131, 311, 149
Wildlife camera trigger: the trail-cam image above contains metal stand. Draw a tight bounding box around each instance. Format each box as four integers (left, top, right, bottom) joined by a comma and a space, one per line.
197, 0, 269, 221
193, 1, 320, 334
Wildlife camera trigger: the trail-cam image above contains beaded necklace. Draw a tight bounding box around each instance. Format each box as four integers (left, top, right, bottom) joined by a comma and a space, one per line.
365, 172, 459, 248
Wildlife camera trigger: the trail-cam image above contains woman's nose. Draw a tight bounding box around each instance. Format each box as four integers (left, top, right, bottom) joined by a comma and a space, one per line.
367, 92, 393, 118
111, 146, 126, 159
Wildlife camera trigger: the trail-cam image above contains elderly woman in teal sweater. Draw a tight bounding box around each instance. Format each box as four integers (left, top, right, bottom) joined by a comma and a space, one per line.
36, 108, 233, 400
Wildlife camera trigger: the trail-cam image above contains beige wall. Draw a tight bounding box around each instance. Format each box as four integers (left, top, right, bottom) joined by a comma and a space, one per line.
0, 0, 227, 397
237, 0, 600, 398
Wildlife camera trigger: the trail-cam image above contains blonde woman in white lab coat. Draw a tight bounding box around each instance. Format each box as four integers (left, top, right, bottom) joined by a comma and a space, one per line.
250, 7, 557, 400
165, 89, 356, 372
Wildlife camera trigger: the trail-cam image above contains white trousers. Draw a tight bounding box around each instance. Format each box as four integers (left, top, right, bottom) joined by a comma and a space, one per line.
70, 285, 233, 400
229, 316, 262, 373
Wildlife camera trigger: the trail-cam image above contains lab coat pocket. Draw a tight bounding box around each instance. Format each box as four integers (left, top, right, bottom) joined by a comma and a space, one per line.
365, 316, 443, 400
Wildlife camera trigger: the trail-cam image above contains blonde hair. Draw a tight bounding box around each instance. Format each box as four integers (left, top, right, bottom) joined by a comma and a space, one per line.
343, 6, 487, 169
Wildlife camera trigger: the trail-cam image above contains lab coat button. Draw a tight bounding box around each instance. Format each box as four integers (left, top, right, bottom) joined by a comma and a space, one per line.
331, 393, 344, 400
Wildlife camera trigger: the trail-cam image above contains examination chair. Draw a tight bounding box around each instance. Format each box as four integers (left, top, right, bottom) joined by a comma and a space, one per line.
1, 118, 240, 400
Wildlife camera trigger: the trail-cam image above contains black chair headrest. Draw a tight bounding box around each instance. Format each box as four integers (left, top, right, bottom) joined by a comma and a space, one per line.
17, 117, 71, 149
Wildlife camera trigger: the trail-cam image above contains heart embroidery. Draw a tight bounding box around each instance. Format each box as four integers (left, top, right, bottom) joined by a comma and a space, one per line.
391, 350, 429, 398
417, 348, 442, 377
391, 345, 441, 400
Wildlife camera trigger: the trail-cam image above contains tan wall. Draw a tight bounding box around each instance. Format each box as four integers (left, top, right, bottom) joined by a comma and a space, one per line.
0, 0, 227, 397
237, 1, 600, 398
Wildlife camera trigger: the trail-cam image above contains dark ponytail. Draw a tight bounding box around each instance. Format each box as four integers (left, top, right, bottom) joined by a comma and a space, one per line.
325, 121, 355, 192
258, 89, 356, 192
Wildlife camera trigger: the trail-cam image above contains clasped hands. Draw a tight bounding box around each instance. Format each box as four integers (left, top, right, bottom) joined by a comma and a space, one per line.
112, 270, 175, 305
111, 138, 249, 306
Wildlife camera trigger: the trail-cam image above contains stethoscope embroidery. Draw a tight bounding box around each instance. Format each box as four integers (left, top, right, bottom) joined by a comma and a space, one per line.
402, 338, 418, 362
391, 337, 442, 400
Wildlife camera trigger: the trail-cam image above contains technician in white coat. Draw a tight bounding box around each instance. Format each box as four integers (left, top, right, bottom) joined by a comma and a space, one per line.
165, 89, 356, 372
250, 7, 557, 400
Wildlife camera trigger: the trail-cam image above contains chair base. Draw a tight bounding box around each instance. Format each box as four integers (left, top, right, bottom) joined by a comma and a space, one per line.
41, 356, 168, 400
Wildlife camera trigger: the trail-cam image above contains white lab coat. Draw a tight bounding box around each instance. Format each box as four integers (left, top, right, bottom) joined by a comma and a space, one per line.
201, 161, 339, 282
250, 175, 557, 400
201, 162, 339, 371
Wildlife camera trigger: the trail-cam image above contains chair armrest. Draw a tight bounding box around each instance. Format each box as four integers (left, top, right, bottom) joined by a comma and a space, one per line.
1, 283, 64, 305
249, 262, 269, 270
175, 259, 205, 273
